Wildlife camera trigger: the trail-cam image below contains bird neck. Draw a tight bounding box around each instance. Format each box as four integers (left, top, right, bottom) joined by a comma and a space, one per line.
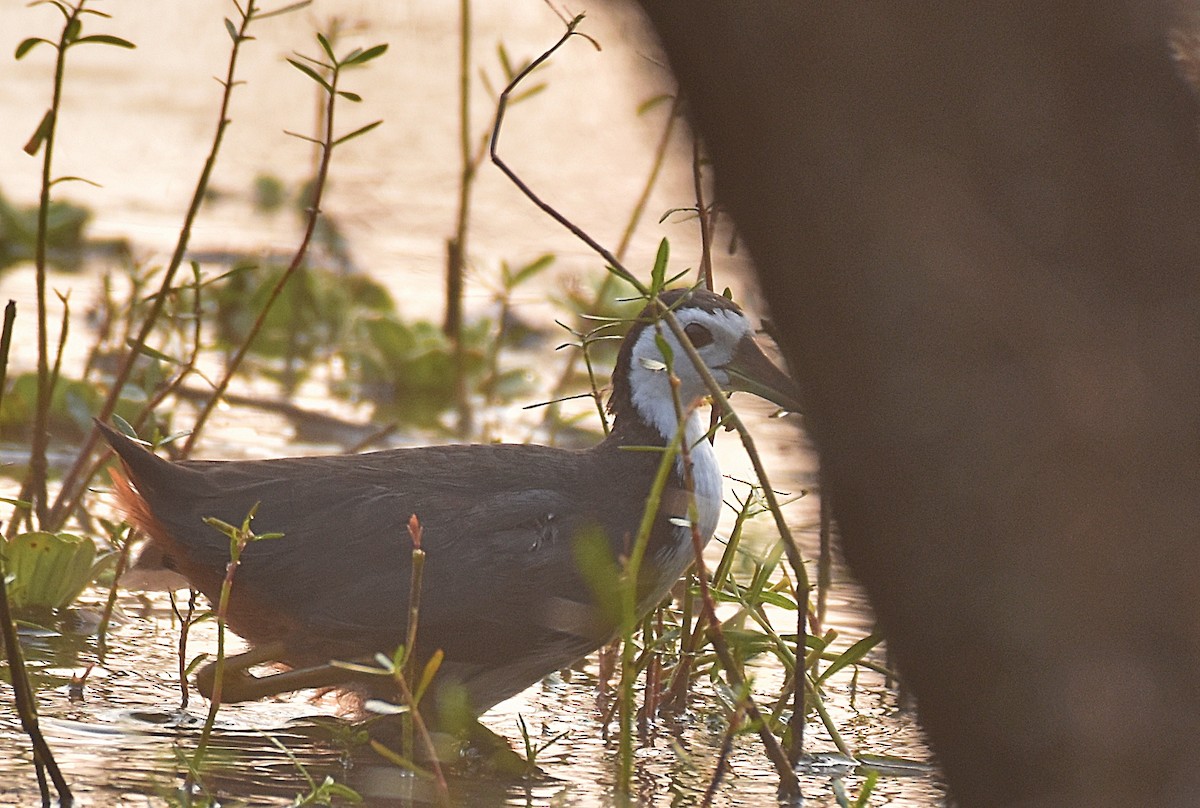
604, 396, 723, 545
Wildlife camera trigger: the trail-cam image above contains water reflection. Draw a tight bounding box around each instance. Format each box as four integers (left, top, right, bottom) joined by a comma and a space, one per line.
1, 590, 942, 806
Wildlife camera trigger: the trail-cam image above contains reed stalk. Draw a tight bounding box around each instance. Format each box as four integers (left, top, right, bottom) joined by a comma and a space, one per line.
170, 588, 199, 711
402, 514, 426, 761
380, 670, 451, 808
191, 515, 251, 774
665, 337, 803, 799
0, 300, 73, 805
27, 1, 85, 529
190, 505, 282, 783
691, 136, 715, 292
445, 0, 472, 436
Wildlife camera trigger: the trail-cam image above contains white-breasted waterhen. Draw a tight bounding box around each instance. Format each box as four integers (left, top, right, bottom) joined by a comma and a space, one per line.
99, 288, 801, 719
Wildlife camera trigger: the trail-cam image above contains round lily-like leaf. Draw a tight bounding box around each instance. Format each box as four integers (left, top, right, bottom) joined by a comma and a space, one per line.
5, 531, 98, 613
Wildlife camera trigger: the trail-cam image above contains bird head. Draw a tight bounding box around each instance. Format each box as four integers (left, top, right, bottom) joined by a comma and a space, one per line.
612, 288, 802, 437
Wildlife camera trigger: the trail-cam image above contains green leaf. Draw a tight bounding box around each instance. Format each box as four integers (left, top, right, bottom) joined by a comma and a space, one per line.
507, 253, 555, 289
183, 653, 210, 678
46, 1, 71, 22
23, 109, 54, 156
818, 631, 885, 684
110, 413, 141, 441
364, 700, 410, 716
316, 32, 336, 63
72, 34, 136, 49
286, 57, 331, 92
637, 93, 673, 116
331, 119, 382, 147
124, 337, 180, 365
312, 778, 362, 802
336, 90, 362, 103
497, 42, 514, 80
224, 17, 238, 42
572, 527, 623, 629
284, 130, 322, 145
154, 429, 192, 448
650, 238, 670, 294
653, 332, 674, 371
665, 268, 690, 287
64, 18, 81, 44
510, 83, 547, 105
50, 175, 102, 188
255, 0, 312, 21
7, 532, 98, 612
414, 648, 443, 703
343, 42, 387, 66
15, 38, 52, 60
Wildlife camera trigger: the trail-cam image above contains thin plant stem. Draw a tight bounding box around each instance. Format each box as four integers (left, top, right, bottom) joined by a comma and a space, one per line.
691, 136, 714, 292
132, 262, 205, 433
700, 698, 745, 808
48, 0, 261, 527
95, 525, 134, 663
445, 0, 472, 436
817, 464, 832, 629
191, 505, 281, 780
379, 670, 452, 808
490, 19, 634, 290
170, 589, 199, 711
616, 414, 686, 788
29, 0, 86, 528
190, 545, 241, 776
179, 41, 346, 457
403, 515, 426, 761
660, 310, 811, 764
0, 300, 74, 805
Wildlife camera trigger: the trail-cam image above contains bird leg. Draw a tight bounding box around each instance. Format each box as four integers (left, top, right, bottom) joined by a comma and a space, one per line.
194, 641, 362, 703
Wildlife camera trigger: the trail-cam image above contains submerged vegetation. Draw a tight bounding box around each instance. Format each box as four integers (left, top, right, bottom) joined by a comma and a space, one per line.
0, 2, 935, 806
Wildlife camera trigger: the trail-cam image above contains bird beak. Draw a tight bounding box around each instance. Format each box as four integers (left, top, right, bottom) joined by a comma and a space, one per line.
722, 334, 803, 413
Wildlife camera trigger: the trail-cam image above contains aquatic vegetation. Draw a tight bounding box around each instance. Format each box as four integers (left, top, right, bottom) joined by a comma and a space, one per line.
0, 187, 91, 272
3, 530, 109, 616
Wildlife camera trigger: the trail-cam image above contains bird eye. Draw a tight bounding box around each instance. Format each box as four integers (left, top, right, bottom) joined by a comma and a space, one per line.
684, 323, 713, 348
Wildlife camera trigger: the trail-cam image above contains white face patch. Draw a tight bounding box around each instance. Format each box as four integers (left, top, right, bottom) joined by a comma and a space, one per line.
626, 307, 753, 441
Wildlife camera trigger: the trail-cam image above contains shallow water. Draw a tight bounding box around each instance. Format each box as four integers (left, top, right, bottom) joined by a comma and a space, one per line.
2, 581, 943, 807
0, 1, 947, 804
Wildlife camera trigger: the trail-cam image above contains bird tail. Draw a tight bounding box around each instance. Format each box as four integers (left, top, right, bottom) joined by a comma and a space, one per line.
95, 420, 186, 544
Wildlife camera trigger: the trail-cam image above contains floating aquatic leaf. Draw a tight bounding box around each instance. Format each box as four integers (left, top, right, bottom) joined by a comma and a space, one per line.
6, 531, 101, 613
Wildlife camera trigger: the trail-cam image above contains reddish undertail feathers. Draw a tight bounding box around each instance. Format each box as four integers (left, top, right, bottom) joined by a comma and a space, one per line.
107, 466, 155, 539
